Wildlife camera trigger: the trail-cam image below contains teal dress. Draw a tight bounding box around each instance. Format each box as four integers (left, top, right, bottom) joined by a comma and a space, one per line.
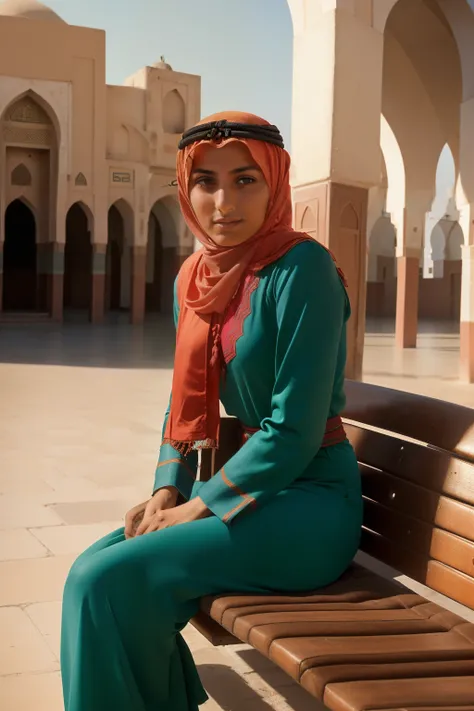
60, 241, 363, 711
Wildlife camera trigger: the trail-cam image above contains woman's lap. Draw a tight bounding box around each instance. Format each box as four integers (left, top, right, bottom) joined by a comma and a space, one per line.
69, 482, 361, 600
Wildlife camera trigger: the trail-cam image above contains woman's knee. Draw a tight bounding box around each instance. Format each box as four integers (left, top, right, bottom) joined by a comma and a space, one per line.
64, 538, 131, 603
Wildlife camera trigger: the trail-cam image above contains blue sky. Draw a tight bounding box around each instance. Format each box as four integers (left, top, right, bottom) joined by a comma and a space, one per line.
46, 0, 474, 201
46, 0, 294, 144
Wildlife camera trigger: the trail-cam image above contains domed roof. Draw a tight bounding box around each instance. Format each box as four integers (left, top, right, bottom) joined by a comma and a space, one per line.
0, 0, 66, 22
153, 56, 173, 71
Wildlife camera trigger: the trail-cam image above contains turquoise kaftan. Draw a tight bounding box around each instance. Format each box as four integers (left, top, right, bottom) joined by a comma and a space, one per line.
60, 241, 363, 711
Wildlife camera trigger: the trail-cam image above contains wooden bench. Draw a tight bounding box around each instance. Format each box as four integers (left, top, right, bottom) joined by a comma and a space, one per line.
193, 380, 474, 711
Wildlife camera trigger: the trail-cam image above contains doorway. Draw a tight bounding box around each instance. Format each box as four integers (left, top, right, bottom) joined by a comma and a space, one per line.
64, 203, 92, 311
3, 199, 37, 311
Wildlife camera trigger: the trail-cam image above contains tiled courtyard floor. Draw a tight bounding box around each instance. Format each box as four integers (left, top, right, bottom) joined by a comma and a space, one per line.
0, 316, 472, 711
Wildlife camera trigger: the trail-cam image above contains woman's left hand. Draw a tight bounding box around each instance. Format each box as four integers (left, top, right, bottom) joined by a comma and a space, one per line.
135, 496, 210, 536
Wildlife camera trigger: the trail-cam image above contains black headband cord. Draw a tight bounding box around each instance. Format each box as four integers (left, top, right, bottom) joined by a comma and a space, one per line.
178, 120, 285, 150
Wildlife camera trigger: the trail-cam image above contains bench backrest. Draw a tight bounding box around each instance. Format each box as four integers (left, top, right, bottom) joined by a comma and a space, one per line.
201, 381, 474, 611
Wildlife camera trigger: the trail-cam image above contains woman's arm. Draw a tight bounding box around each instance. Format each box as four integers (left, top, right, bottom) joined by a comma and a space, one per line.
152, 278, 198, 501
197, 242, 348, 524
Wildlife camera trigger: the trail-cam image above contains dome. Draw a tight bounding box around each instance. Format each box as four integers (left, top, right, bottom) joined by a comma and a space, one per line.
153, 56, 173, 71
0, 0, 66, 22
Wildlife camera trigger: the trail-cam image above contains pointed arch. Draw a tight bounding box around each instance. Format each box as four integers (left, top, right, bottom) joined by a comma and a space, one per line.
301, 206, 317, 231
11, 163, 32, 187
75, 172, 87, 187
3, 198, 37, 311
340, 203, 359, 230
64, 202, 92, 312
1, 89, 61, 144
106, 199, 134, 311
162, 90, 186, 134
148, 196, 181, 314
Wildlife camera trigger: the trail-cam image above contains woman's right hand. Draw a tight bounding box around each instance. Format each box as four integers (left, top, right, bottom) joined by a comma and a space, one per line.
124, 486, 179, 539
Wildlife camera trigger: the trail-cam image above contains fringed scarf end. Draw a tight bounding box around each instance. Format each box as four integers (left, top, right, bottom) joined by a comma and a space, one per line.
162, 437, 218, 457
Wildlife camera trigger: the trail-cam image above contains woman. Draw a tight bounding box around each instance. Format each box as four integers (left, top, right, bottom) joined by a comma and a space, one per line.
61, 111, 362, 711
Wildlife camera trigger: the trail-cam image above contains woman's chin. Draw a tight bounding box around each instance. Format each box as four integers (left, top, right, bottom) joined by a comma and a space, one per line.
210, 227, 254, 247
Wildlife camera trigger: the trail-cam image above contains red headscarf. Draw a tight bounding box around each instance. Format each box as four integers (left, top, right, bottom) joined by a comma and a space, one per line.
163, 111, 311, 454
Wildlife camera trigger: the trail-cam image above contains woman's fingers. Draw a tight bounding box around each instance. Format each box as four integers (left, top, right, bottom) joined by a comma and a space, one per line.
135, 516, 152, 537
125, 506, 143, 539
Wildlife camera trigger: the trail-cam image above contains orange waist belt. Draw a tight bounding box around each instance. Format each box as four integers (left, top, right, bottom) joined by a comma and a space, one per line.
241, 415, 347, 447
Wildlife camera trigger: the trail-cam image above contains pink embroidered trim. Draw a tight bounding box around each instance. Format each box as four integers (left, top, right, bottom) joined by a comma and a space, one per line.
221, 273, 260, 364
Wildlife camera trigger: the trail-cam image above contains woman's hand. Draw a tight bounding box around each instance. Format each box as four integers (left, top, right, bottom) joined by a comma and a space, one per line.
135, 496, 210, 536
124, 486, 178, 539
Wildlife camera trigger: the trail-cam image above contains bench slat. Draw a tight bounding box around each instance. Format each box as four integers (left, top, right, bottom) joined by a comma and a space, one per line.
346, 424, 474, 506
360, 464, 474, 542
362, 499, 474, 578
344, 380, 474, 462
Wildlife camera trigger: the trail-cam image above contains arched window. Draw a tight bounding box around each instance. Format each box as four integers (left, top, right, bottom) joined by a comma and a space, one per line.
162, 90, 186, 134
11, 163, 32, 186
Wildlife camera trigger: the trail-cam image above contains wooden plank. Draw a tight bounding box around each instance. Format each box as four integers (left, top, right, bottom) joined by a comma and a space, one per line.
360, 530, 474, 610
362, 499, 474, 579
344, 379, 474, 462
427, 561, 474, 611
190, 611, 240, 646
359, 464, 474, 542
347, 424, 474, 506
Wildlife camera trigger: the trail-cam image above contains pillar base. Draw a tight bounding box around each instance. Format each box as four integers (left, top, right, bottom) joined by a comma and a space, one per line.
51, 274, 63, 322
50, 244, 64, 322
395, 256, 420, 349
91, 275, 105, 324
293, 181, 368, 380
131, 245, 146, 325
91, 245, 107, 324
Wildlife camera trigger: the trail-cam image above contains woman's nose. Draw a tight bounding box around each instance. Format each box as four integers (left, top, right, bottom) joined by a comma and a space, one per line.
214, 188, 235, 215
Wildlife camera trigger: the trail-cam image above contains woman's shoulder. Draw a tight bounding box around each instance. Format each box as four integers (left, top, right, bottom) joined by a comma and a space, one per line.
268, 239, 337, 278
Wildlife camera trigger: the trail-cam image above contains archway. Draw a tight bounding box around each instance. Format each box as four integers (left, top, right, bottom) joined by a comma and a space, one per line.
3, 199, 37, 311
366, 216, 397, 320
106, 200, 133, 312
146, 213, 163, 312
147, 197, 180, 315
64, 203, 92, 311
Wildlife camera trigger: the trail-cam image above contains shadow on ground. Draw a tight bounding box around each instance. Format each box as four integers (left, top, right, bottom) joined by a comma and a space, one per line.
0, 313, 176, 369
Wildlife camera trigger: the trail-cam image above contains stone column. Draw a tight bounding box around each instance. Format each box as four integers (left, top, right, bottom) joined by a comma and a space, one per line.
130, 245, 146, 325
91, 243, 106, 324
460, 244, 474, 382
294, 182, 368, 380
50, 243, 64, 322
289, 6, 383, 379
395, 250, 420, 349
36, 243, 50, 312
394, 194, 430, 348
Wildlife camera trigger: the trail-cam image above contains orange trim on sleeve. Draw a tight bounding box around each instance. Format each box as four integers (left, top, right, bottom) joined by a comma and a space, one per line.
156, 458, 196, 480
223, 499, 251, 523
221, 467, 257, 521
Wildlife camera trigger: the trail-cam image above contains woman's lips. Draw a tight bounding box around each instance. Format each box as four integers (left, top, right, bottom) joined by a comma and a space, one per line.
213, 219, 243, 230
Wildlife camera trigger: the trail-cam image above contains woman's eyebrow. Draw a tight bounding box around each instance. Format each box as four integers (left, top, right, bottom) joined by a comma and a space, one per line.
191, 165, 261, 175
231, 165, 261, 174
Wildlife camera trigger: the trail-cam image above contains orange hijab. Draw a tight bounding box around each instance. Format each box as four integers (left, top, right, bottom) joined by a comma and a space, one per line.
163, 111, 311, 454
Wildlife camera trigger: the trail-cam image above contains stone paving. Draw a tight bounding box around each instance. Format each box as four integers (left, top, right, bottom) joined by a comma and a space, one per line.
0, 316, 472, 711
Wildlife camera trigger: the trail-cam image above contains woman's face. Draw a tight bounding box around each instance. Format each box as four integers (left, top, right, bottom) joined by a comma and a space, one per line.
189, 141, 270, 247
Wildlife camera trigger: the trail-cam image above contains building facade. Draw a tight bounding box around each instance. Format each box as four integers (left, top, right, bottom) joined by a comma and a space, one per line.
0, 0, 200, 323
287, 0, 474, 380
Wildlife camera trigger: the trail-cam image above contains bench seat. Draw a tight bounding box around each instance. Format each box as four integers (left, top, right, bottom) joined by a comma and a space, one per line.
195, 382, 474, 710
200, 564, 474, 710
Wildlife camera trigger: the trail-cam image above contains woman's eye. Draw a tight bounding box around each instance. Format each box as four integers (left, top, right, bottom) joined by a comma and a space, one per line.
237, 176, 256, 186
195, 177, 214, 187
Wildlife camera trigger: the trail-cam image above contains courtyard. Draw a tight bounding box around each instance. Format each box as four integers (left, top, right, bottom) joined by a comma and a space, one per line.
0, 318, 473, 711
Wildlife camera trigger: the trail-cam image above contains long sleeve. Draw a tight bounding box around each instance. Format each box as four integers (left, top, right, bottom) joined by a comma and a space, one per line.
198, 243, 348, 524
152, 279, 198, 500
